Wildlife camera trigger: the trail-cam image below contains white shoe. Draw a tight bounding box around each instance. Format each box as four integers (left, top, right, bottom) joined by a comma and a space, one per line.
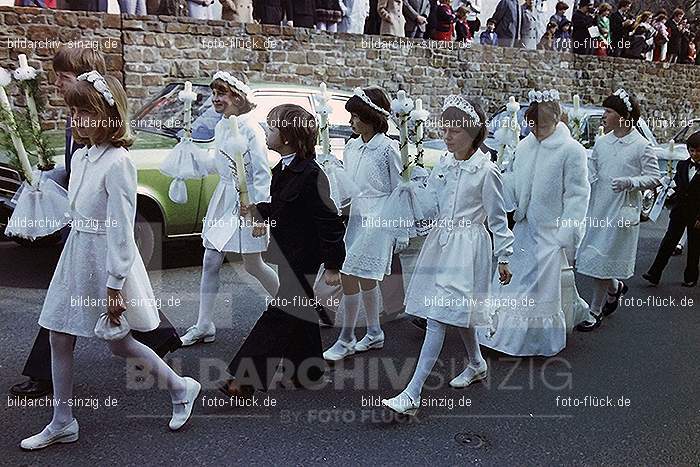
20, 419, 79, 450
449, 361, 488, 388
169, 377, 201, 431
322, 338, 357, 362
382, 392, 420, 416
354, 332, 385, 352
180, 324, 216, 346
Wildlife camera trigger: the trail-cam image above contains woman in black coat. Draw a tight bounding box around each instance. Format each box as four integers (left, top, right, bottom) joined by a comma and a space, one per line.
220, 104, 346, 396
253, 0, 291, 25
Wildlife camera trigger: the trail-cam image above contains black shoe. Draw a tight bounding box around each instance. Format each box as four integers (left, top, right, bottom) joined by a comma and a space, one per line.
576, 312, 602, 332
681, 281, 697, 287
380, 307, 405, 324
410, 317, 427, 331
602, 281, 628, 317
642, 272, 659, 286
10, 378, 53, 398
672, 245, 683, 256
218, 379, 255, 398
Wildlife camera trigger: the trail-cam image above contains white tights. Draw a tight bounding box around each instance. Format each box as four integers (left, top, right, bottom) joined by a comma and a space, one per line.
403, 319, 485, 402
196, 249, 279, 330
48, 331, 186, 431
590, 278, 620, 316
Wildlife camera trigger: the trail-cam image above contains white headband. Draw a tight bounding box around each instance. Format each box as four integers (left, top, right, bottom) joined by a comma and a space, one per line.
77, 70, 115, 107
613, 88, 633, 112
442, 95, 481, 124
352, 87, 390, 117
212, 71, 253, 100
528, 89, 560, 104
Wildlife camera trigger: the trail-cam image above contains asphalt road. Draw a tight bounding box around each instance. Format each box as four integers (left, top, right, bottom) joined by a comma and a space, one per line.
0, 213, 698, 466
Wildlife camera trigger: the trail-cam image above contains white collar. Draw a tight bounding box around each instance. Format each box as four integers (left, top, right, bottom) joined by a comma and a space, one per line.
281, 153, 296, 167
444, 149, 488, 173
356, 133, 386, 151
86, 144, 110, 162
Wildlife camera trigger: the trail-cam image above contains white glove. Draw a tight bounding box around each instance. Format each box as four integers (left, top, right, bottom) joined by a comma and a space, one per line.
611, 177, 633, 193
394, 236, 409, 253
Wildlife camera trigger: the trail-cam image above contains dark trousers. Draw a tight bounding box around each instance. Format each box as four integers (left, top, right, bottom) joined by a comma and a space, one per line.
227, 265, 325, 391
22, 311, 181, 381
647, 215, 700, 284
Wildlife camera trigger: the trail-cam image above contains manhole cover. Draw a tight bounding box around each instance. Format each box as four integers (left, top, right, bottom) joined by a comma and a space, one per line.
454, 432, 485, 449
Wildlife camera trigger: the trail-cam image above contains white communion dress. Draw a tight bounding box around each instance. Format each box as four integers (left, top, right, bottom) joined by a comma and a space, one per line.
38, 144, 160, 337
341, 133, 402, 281
201, 113, 272, 253
479, 123, 591, 356
404, 150, 514, 328
576, 128, 660, 279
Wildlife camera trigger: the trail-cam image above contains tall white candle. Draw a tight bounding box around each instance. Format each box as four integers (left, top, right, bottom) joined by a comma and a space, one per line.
18, 54, 28, 69
318, 82, 331, 155
573, 94, 580, 115
229, 115, 250, 207
0, 85, 33, 185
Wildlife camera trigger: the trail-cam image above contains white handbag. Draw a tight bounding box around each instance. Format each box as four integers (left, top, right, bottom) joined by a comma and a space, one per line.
94, 313, 130, 340
618, 192, 640, 227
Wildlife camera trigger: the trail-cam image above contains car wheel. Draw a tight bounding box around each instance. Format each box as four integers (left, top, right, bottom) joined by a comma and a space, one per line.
135, 211, 163, 270
640, 189, 656, 222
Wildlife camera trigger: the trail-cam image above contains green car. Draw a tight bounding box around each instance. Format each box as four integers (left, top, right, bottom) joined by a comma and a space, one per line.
1, 82, 444, 268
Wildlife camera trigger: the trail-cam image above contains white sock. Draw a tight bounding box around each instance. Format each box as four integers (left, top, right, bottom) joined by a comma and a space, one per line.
338, 293, 361, 343
361, 286, 382, 338
605, 279, 620, 303
457, 327, 485, 367
404, 319, 446, 402
242, 253, 280, 297
108, 334, 187, 400
48, 331, 75, 431
196, 248, 225, 330
590, 279, 608, 317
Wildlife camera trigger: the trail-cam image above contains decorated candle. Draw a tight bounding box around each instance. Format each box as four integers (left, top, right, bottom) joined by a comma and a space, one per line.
318, 82, 331, 155
0, 81, 33, 185
229, 115, 250, 206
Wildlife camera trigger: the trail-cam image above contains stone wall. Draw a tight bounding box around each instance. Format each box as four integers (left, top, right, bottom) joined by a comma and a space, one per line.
1, 6, 699, 140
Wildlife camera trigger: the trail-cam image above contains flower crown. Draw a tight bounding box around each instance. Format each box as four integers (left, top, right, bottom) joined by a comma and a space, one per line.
352, 87, 390, 117
77, 70, 115, 107
528, 89, 560, 104
212, 71, 253, 101
613, 88, 633, 112
442, 95, 481, 123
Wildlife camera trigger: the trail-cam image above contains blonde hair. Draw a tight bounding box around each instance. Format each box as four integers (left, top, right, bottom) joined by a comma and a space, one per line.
64, 75, 133, 148
210, 74, 256, 114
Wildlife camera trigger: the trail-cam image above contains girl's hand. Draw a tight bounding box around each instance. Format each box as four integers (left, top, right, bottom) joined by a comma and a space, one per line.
107, 288, 126, 325
324, 269, 341, 286
498, 263, 513, 285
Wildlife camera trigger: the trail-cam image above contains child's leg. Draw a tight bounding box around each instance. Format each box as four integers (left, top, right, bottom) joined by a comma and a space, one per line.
108, 334, 187, 399
324, 275, 361, 358
48, 331, 76, 430
684, 225, 700, 284
604, 278, 620, 304
241, 252, 280, 297
457, 326, 485, 367
195, 248, 226, 330
647, 216, 687, 280
403, 319, 447, 402
359, 279, 382, 338
590, 279, 609, 316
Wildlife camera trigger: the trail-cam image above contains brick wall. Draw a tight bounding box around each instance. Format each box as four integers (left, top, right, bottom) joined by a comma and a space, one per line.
1, 6, 698, 140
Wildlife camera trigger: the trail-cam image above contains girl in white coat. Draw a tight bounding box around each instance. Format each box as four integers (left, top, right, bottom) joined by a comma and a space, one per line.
479, 91, 591, 357
323, 87, 403, 361
180, 72, 279, 346
576, 89, 660, 331
21, 73, 199, 450
382, 96, 514, 416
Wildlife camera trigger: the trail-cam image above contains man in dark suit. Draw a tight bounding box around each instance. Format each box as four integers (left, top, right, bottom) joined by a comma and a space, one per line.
644, 131, 700, 287
571, 0, 595, 54
609, 0, 631, 56
10, 47, 181, 398
220, 104, 346, 396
